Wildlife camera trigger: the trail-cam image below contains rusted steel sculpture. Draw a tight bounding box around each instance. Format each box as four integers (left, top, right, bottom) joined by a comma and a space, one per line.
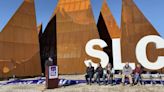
37, 23, 42, 39
0, 0, 41, 78
121, 0, 164, 72
40, 15, 57, 73
41, 0, 100, 74
97, 1, 121, 66
56, 0, 100, 74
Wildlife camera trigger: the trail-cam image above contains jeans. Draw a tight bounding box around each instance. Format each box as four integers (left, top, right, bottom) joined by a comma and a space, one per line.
134, 73, 142, 84
94, 72, 103, 84
85, 74, 93, 84
103, 73, 113, 84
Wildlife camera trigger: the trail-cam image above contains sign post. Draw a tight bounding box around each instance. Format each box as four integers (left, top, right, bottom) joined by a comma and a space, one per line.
45, 65, 59, 89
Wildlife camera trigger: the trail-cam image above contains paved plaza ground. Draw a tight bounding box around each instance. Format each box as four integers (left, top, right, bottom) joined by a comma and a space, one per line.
0, 75, 164, 92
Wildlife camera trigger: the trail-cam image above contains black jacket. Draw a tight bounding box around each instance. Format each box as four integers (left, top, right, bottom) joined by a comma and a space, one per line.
96, 66, 103, 75
86, 66, 94, 75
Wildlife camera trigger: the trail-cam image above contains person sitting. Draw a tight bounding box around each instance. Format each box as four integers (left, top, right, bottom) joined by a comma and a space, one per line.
85, 62, 94, 85
122, 62, 133, 86
103, 63, 114, 85
133, 64, 142, 85
95, 63, 103, 85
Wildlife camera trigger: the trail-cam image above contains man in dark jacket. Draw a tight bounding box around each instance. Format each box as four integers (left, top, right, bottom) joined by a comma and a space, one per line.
85, 62, 94, 85
95, 63, 103, 85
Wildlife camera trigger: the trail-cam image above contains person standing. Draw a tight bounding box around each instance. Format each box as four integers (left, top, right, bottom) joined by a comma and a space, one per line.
122, 62, 133, 86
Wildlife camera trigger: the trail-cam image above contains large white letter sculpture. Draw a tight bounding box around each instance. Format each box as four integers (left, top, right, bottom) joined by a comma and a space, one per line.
112, 38, 135, 70
136, 35, 164, 70
85, 35, 164, 70
85, 39, 109, 69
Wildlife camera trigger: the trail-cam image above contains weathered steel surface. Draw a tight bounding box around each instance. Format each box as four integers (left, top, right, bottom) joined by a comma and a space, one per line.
121, 0, 163, 72
40, 15, 57, 73
98, 1, 121, 39
56, 0, 100, 74
0, 0, 41, 78
37, 23, 42, 39
41, 0, 100, 74
97, 1, 121, 66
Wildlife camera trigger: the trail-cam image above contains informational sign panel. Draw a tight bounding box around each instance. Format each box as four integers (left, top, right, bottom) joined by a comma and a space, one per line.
49, 66, 58, 79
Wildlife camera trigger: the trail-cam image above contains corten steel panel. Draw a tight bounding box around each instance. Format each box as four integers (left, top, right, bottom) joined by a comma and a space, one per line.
97, 1, 121, 67
37, 23, 42, 39
56, 0, 100, 74
121, 0, 164, 72
0, 0, 41, 78
37, 24, 43, 72
40, 16, 57, 74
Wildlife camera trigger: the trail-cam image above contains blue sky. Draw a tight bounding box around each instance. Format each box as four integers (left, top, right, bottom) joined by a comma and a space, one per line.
0, 0, 164, 37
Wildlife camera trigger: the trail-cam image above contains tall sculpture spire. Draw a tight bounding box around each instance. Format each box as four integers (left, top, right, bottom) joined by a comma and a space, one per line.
97, 1, 121, 66
41, 0, 100, 74
57, 0, 100, 74
98, 1, 120, 38
0, 0, 41, 78
121, 0, 163, 71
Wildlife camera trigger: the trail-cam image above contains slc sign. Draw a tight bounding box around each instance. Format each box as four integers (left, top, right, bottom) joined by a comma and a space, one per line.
85, 35, 164, 70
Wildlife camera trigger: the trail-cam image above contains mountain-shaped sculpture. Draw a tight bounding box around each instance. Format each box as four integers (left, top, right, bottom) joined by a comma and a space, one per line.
0, 0, 41, 78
